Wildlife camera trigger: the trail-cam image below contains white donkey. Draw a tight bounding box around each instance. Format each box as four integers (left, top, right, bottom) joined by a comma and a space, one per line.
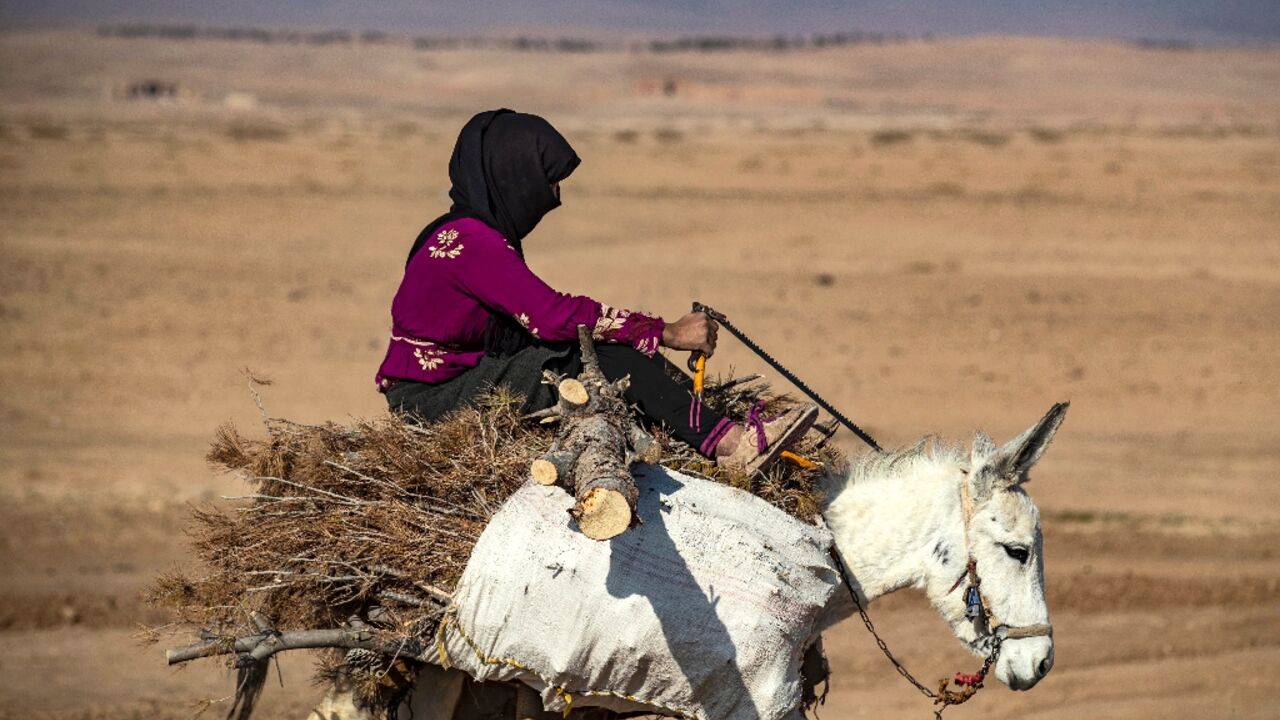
311, 402, 1065, 719
819, 401, 1063, 692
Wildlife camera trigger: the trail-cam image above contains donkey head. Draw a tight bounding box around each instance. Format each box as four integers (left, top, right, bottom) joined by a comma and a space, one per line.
924, 402, 1067, 691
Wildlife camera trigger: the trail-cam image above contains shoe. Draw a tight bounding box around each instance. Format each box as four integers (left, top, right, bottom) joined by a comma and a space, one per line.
717, 403, 819, 476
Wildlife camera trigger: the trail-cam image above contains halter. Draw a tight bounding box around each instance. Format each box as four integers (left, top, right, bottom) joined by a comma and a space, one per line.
829, 471, 1055, 720
950, 472, 1054, 644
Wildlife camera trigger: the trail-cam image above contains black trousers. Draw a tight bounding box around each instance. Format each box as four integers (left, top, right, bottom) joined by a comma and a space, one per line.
387, 344, 731, 457
570, 345, 731, 456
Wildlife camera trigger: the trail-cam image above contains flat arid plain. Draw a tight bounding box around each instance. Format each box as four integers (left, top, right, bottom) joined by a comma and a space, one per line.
1, 28, 1278, 719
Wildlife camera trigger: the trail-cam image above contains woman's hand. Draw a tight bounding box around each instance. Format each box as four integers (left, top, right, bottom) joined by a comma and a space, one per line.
661, 311, 718, 357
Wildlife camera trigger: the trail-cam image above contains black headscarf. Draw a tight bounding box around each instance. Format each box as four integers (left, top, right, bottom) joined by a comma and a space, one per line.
408, 109, 581, 357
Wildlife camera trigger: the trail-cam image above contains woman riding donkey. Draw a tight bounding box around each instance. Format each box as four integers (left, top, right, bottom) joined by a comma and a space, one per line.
375, 109, 816, 474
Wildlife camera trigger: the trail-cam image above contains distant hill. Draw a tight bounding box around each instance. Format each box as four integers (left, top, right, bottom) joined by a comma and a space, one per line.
3, 1, 1278, 46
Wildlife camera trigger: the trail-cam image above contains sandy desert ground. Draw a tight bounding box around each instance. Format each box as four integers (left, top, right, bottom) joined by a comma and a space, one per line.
1, 28, 1278, 719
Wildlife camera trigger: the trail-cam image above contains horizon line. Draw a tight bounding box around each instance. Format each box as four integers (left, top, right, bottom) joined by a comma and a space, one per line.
3, 20, 1277, 50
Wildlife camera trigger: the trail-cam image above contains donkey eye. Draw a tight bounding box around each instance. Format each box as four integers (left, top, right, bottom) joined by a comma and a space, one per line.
1002, 545, 1030, 564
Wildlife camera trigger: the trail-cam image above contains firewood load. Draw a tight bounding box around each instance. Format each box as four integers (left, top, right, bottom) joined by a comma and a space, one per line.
149, 329, 845, 719
527, 325, 661, 540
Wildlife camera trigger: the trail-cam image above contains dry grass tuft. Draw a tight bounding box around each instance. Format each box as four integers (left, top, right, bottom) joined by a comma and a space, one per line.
657, 373, 844, 521
150, 387, 547, 639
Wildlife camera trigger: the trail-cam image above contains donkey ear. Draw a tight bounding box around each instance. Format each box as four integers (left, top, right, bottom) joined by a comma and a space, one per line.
967, 430, 1000, 502
972, 430, 997, 461
996, 402, 1069, 483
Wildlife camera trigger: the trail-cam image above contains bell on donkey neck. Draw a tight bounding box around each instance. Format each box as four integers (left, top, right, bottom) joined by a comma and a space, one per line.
964, 585, 982, 620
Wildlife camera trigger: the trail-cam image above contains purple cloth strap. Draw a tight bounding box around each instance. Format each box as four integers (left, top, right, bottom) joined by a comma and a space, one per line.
746, 400, 769, 452
699, 417, 736, 458
688, 393, 703, 432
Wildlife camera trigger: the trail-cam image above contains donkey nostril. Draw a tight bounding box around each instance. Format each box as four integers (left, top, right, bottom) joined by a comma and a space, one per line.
1038, 656, 1053, 676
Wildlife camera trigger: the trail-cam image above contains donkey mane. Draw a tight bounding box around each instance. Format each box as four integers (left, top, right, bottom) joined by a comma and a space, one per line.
841, 436, 969, 488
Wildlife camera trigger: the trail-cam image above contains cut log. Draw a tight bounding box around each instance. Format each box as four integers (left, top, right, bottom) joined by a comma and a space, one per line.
573, 487, 634, 540
562, 411, 638, 540
557, 378, 590, 409
628, 424, 662, 464
531, 449, 578, 486
529, 326, 659, 540
530, 459, 558, 485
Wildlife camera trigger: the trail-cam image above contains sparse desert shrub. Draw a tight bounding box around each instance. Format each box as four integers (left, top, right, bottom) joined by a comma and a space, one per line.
381, 121, 420, 139
1028, 127, 1064, 144
924, 181, 965, 198
963, 130, 1009, 147
653, 127, 684, 143
226, 121, 290, 142
1012, 185, 1055, 204
869, 129, 913, 146
27, 121, 69, 141
613, 129, 639, 144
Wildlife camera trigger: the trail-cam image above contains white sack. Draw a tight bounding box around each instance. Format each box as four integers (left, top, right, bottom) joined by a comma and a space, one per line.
433, 464, 841, 720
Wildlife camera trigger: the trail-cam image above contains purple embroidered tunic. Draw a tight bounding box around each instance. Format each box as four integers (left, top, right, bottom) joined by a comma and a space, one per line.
376, 218, 665, 390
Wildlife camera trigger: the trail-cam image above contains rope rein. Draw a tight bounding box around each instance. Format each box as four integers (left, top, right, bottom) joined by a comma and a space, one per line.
830, 548, 997, 720
691, 302, 884, 453
690, 303, 1051, 718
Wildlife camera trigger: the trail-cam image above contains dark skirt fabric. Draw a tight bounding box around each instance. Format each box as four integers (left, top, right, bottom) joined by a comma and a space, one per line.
385, 342, 575, 422
385, 343, 730, 457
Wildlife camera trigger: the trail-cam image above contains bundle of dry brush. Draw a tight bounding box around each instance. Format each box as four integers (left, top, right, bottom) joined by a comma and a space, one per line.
149, 366, 845, 664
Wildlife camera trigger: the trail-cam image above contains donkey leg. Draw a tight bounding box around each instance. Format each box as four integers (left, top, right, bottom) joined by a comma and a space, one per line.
308, 664, 466, 720
307, 668, 378, 720
402, 665, 465, 720
515, 684, 542, 720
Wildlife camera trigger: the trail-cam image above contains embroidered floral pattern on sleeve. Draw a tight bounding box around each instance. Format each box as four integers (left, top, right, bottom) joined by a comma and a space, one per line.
635, 335, 660, 356
592, 304, 631, 340
591, 304, 665, 358
515, 312, 540, 338
413, 344, 446, 371
427, 228, 464, 259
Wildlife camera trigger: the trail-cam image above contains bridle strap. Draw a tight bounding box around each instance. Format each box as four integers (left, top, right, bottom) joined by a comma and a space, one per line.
955, 477, 1053, 643
999, 623, 1054, 639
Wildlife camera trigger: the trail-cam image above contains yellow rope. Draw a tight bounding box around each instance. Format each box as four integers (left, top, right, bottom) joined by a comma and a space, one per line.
780, 450, 819, 469
434, 611, 454, 670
